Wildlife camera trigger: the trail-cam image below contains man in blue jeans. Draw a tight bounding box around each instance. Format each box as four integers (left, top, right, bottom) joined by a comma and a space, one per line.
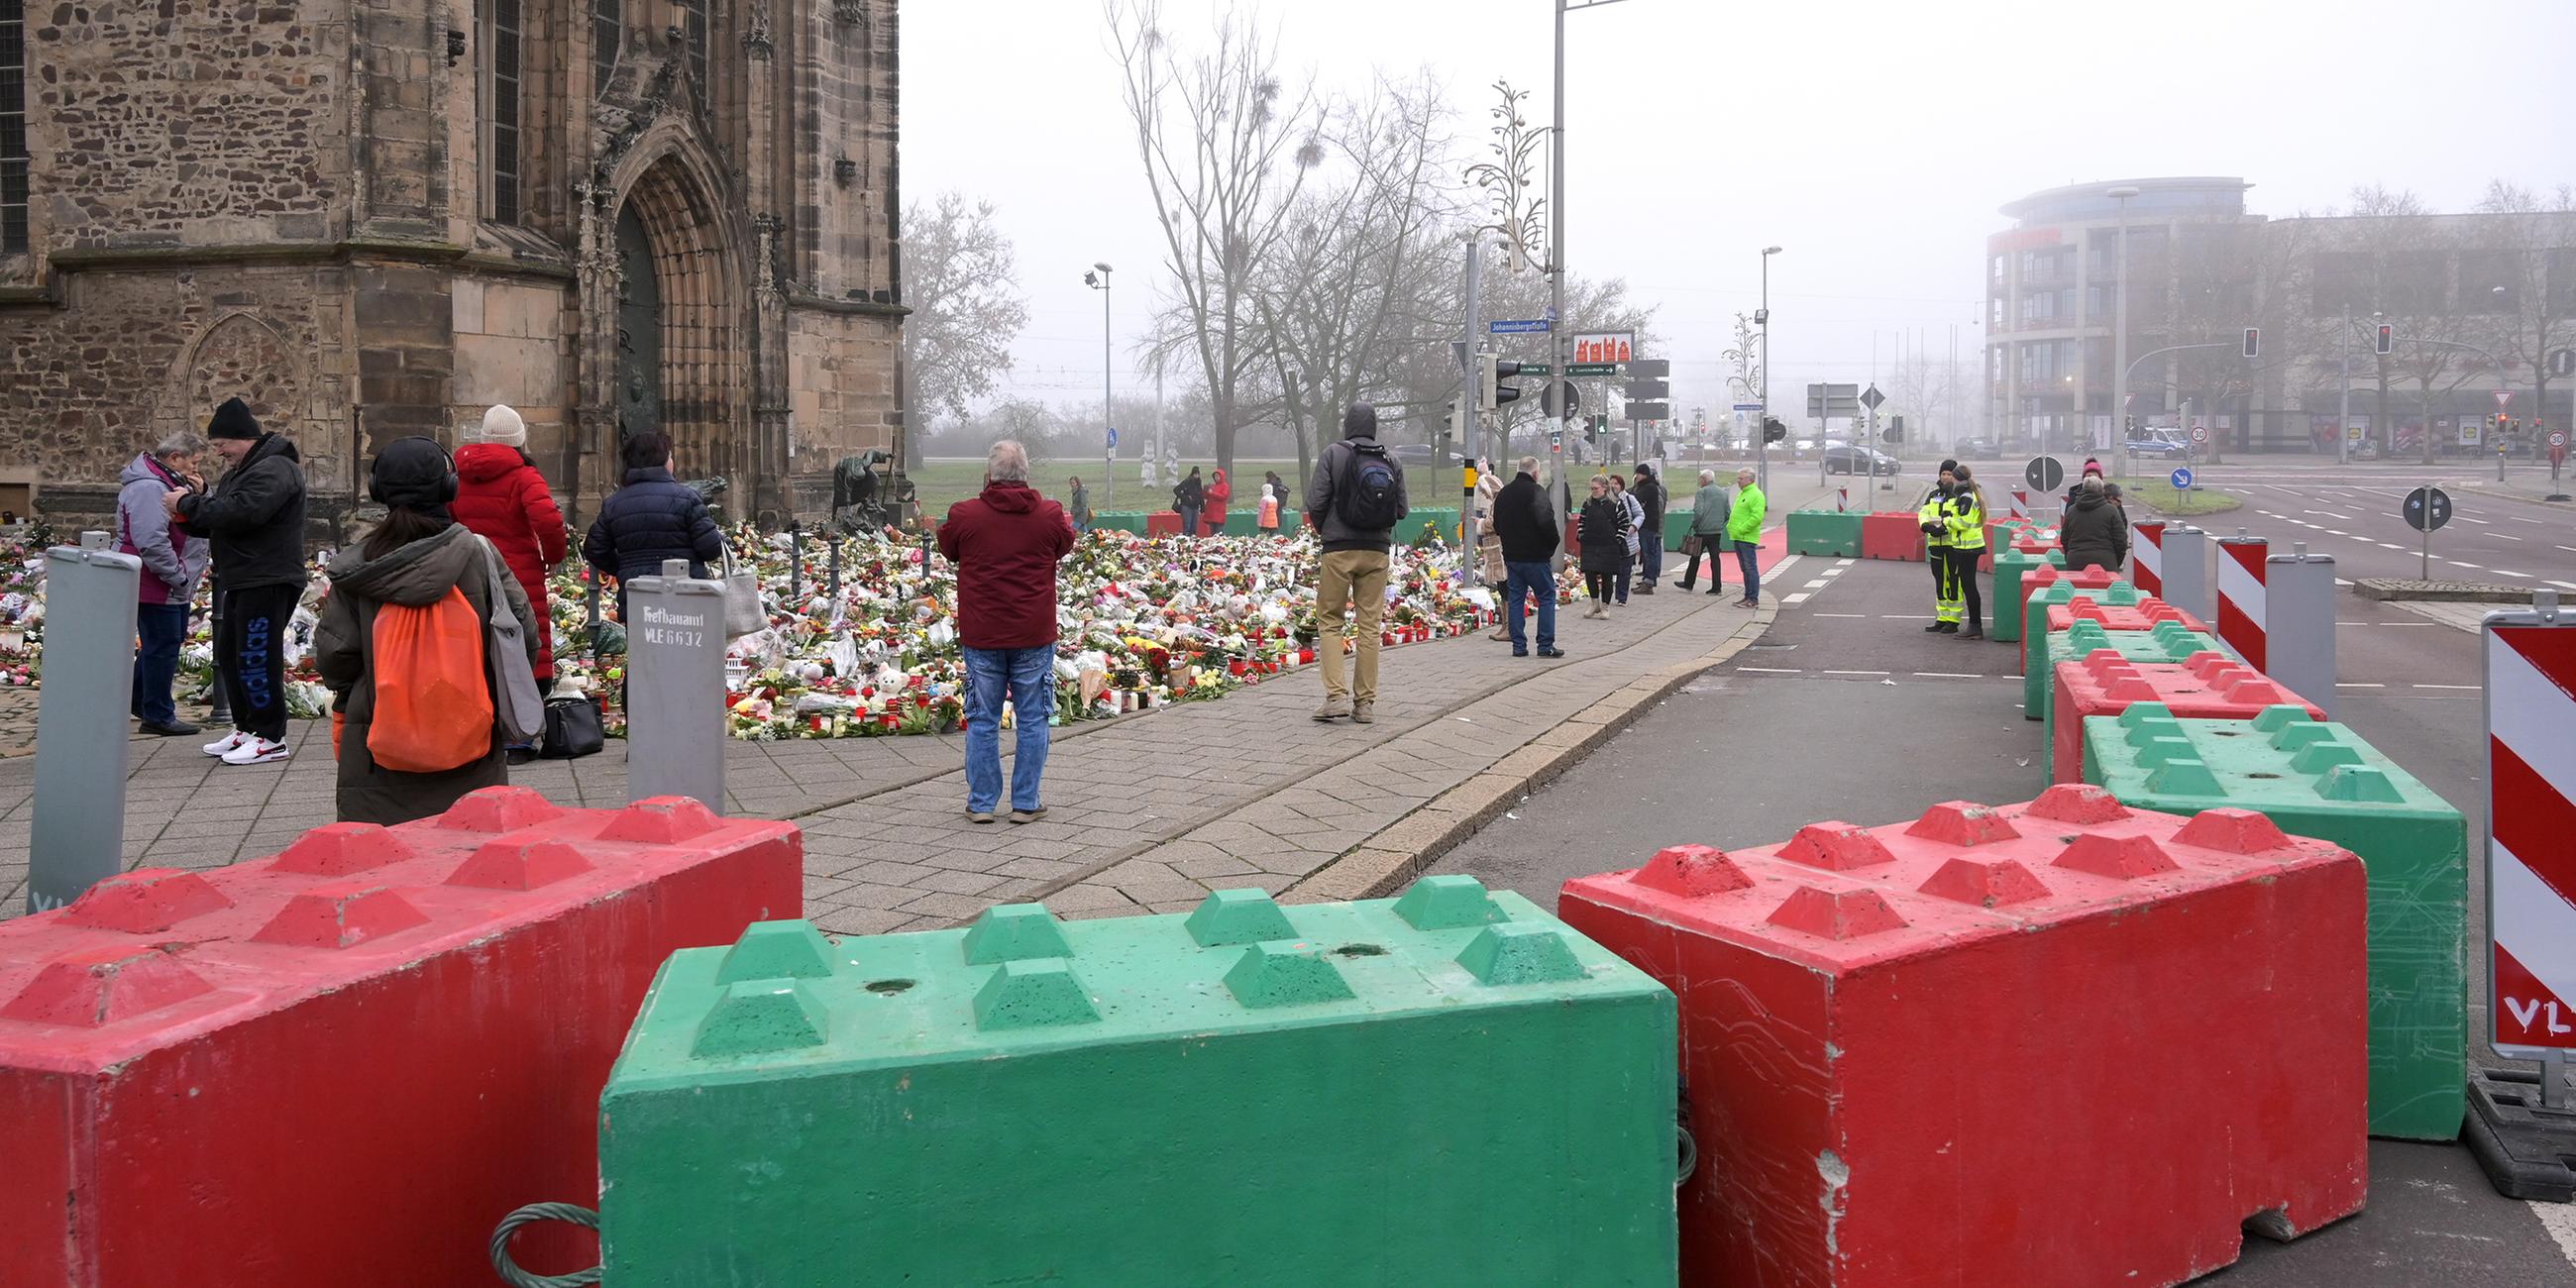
937, 440, 1078, 823
1488, 456, 1564, 658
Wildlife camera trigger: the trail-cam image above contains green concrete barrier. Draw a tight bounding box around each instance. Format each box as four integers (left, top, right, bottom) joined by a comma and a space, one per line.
597, 879, 1679, 1285
2082, 704, 2467, 1140
2018, 581, 2139, 719
2033, 619, 2232, 775
1089, 510, 1150, 535
1786, 508, 1863, 558
1988, 546, 2066, 643
1402, 506, 1463, 546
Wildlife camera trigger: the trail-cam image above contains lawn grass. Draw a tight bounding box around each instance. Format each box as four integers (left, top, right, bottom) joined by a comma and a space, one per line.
910, 454, 1771, 516
2111, 477, 2243, 517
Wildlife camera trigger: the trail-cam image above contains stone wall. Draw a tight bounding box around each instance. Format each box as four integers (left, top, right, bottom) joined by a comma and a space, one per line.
449, 274, 573, 461
789, 305, 899, 466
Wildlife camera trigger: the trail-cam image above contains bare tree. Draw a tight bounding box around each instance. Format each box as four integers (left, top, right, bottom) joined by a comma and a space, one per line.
899, 192, 1030, 468
2473, 180, 2576, 449
1109, 0, 1325, 478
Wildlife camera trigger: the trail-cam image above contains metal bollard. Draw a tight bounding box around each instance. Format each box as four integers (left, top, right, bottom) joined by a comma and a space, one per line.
828, 530, 841, 598
622, 559, 727, 812
205, 570, 233, 726
2159, 525, 2211, 622
2266, 541, 2338, 717
790, 521, 804, 605
26, 533, 141, 914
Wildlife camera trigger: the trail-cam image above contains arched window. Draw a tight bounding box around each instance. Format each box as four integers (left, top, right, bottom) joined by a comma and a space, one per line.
677, 0, 707, 94
590, 0, 619, 92
0, 0, 27, 252
479, 0, 524, 224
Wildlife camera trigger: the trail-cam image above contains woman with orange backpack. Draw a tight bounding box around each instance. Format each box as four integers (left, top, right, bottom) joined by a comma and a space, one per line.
315, 437, 540, 824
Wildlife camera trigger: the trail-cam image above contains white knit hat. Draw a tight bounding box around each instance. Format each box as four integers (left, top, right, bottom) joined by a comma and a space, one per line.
479, 404, 527, 447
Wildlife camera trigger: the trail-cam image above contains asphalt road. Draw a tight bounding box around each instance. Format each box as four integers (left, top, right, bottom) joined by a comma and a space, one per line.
1433, 551, 2576, 1286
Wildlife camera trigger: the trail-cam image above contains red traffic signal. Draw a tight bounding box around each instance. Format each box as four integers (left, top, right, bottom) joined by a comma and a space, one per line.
2374, 323, 2394, 356
2242, 328, 2260, 360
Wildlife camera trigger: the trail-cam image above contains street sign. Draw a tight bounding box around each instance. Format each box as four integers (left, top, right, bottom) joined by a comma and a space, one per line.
2495, 390, 2516, 411
1540, 380, 1580, 417
1106, 426, 1119, 449
2189, 424, 2209, 445
1516, 364, 1554, 376
2171, 467, 2194, 490
2550, 348, 2575, 378
1626, 359, 1670, 378
1571, 331, 1634, 364
1624, 402, 1671, 421
2403, 486, 2453, 533
2551, 431, 2568, 451
1859, 384, 1885, 411
1489, 319, 1550, 334
1566, 363, 1620, 376
1804, 382, 1860, 420
1625, 378, 1670, 400
2024, 456, 2066, 494
1731, 402, 1764, 412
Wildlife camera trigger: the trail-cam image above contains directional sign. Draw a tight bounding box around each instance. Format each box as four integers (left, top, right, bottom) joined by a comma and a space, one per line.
2024, 456, 2066, 494
1624, 402, 1671, 421
2551, 348, 2575, 378
1859, 384, 1885, 411
1732, 402, 1764, 412
2403, 485, 2453, 533
1805, 382, 1861, 420
1489, 319, 1551, 335
1566, 363, 1621, 376
1625, 378, 1670, 400
2171, 467, 2194, 490
2189, 424, 2209, 445
1540, 380, 1580, 417
1106, 426, 1119, 449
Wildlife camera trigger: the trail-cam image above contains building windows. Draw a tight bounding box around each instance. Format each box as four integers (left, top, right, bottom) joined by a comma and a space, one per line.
0, 0, 27, 254
592, 0, 621, 91
679, 0, 708, 92
1990, 255, 2006, 284
483, 0, 524, 224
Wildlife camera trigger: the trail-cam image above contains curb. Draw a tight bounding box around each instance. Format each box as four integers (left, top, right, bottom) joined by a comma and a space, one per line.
1282, 602, 1778, 904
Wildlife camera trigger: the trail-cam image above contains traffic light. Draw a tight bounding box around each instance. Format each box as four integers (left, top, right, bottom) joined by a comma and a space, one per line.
2374, 323, 2394, 356
1762, 416, 1787, 444
1882, 414, 1904, 445
1478, 355, 1524, 413
2243, 327, 2261, 360
1583, 413, 1606, 444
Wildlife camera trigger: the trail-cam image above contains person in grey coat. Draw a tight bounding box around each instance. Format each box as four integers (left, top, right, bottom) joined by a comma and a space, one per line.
118, 432, 215, 735
1673, 469, 1732, 594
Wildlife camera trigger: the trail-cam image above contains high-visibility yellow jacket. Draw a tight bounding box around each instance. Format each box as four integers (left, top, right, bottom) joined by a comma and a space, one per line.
1944, 486, 1987, 551
1917, 486, 1951, 550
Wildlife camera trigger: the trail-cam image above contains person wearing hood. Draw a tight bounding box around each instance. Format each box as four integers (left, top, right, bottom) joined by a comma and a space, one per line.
314, 437, 538, 824
1204, 467, 1232, 536
937, 440, 1076, 824
2060, 475, 2130, 573
582, 430, 724, 622
118, 431, 213, 736
1305, 401, 1409, 723
168, 396, 308, 766
454, 406, 569, 762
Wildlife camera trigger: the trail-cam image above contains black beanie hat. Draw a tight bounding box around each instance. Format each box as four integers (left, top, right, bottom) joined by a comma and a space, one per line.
207, 396, 263, 441
1938, 458, 1959, 475
369, 436, 457, 511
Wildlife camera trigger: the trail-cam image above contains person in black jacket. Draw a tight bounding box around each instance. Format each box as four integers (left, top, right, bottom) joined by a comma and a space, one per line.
169, 396, 308, 766
1576, 474, 1632, 620
1172, 468, 1205, 541
1631, 463, 1667, 591
583, 430, 725, 622
2060, 476, 2129, 573
1489, 456, 1561, 658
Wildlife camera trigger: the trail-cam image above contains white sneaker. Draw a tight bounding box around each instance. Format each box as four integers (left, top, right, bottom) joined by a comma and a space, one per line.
202, 730, 252, 758
220, 737, 289, 766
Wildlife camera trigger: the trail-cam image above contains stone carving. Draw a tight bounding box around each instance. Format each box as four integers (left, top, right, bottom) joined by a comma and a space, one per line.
182, 314, 300, 433
742, 2, 773, 58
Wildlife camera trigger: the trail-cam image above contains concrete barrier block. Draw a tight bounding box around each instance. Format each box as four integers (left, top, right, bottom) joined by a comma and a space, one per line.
2051, 652, 2325, 783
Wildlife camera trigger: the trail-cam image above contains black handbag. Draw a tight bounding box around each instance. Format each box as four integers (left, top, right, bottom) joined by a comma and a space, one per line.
540, 695, 607, 759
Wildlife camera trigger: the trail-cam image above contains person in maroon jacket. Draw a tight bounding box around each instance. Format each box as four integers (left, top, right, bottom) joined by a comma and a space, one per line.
453, 405, 570, 761
936, 439, 1076, 823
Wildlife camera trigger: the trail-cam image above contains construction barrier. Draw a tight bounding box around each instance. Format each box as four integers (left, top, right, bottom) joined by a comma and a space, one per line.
2159, 524, 2213, 621
595, 880, 1678, 1286
2133, 520, 2167, 596
2084, 703, 2467, 1140
2266, 544, 2339, 717
0, 789, 803, 1288
1787, 507, 1864, 558
1859, 511, 1925, 561
2217, 532, 2270, 671
1987, 545, 2065, 644
1558, 787, 2368, 1288
2033, 618, 2234, 761
2050, 651, 2325, 784
2016, 573, 2135, 717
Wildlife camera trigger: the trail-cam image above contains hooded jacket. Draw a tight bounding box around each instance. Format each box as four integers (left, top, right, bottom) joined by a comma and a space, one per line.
2059, 487, 2130, 573
583, 467, 724, 585
454, 443, 570, 679
1304, 410, 1410, 554
1205, 469, 1232, 527
117, 454, 210, 604
176, 432, 308, 592
314, 523, 538, 825
937, 481, 1076, 650
1631, 471, 1666, 527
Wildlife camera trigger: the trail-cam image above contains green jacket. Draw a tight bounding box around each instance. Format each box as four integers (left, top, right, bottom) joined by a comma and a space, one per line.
1690, 486, 1730, 537
1727, 483, 1766, 545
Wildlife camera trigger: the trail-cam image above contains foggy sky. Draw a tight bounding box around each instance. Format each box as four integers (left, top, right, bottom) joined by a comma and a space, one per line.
904, 0, 2576, 437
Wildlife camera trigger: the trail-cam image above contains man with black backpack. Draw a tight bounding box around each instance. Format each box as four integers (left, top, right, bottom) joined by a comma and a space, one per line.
1305, 402, 1409, 723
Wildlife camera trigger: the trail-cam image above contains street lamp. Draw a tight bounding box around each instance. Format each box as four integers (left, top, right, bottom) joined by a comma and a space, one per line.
1760, 245, 1781, 489
1084, 263, 1113, 505
2104, 184, 2139, 465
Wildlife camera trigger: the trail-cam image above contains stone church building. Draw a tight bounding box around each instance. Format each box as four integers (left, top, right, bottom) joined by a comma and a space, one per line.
0, 0, 903, 528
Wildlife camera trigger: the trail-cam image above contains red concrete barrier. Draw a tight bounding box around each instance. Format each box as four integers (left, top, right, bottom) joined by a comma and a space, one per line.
0, 789, 801, 1288
1145, 510, 1183, 538
2016, 564, 2125, 670
2044, 596, 2213, 636
1859, 511, 1925, 561
2050, 649, 2326, 783
1559, 787, 2368, 1288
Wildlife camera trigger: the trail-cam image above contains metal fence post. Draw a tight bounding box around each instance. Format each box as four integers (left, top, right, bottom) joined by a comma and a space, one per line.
26, 533, 142, 914
2265, 542, 2337, 717
622, 559, 727, 812
2159, 524, 2210, 623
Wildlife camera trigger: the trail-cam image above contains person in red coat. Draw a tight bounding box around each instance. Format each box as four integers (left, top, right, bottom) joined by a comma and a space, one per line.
453, 404, 569, 758
1203, 467, 1232, 536
936, 439, 1075, 824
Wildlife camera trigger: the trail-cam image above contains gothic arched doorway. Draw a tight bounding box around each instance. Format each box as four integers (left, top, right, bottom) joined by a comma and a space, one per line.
614, 153, 743, 481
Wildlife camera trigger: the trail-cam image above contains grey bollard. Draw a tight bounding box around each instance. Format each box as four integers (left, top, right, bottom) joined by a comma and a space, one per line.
623, 558, 727, 812
2267, 541, 2338, 717
26, 533, 142, 914
2159, 525, 2211, 622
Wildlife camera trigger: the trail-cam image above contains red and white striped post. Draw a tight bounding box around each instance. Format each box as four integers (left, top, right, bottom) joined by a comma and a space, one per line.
2482, 590, 2575, 1128
2007, 487, 2029, 521
2216, 531, 2268, 673
2133, 521, 2167, 597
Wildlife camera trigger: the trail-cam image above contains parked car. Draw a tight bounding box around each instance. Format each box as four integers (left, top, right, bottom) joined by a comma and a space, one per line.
1955, 437, 1999, 459
2122, 437, 2191, 460
1388, 444, 1469, 468
1824, 445, 1900, 476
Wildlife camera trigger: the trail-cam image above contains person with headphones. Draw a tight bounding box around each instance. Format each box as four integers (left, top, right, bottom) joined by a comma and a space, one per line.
313, 437, 540, 824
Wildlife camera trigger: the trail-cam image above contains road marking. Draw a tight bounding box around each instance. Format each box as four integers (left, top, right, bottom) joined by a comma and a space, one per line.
2492, 533, 2525, 541
1738, 666, 1802, 674
1821, 568, 1845, 577
2378, 542, 2405, 550
2305, 509, 2353, 520
2334, 578, 2354, 587
2551, 581, 2576, 592
1821, 670, 1890, 677
2533, 1197, 2576, 1271
1811, 612, 1870, 618
1782, 592, 1810, 604
1834, 559, 1856, 567
1913, 671, 1986, 679
2558, 546, 2576, 554
2509, 515, 2545, 525
2495, 570, 2532, 579
2336, 683, 2387, 689
2323, 529, 2348, 537
1803, 579, 1832, 589
2448, 561, 2486, 571
2458, 516, 2492, 525
2414, 684, 2482, 691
